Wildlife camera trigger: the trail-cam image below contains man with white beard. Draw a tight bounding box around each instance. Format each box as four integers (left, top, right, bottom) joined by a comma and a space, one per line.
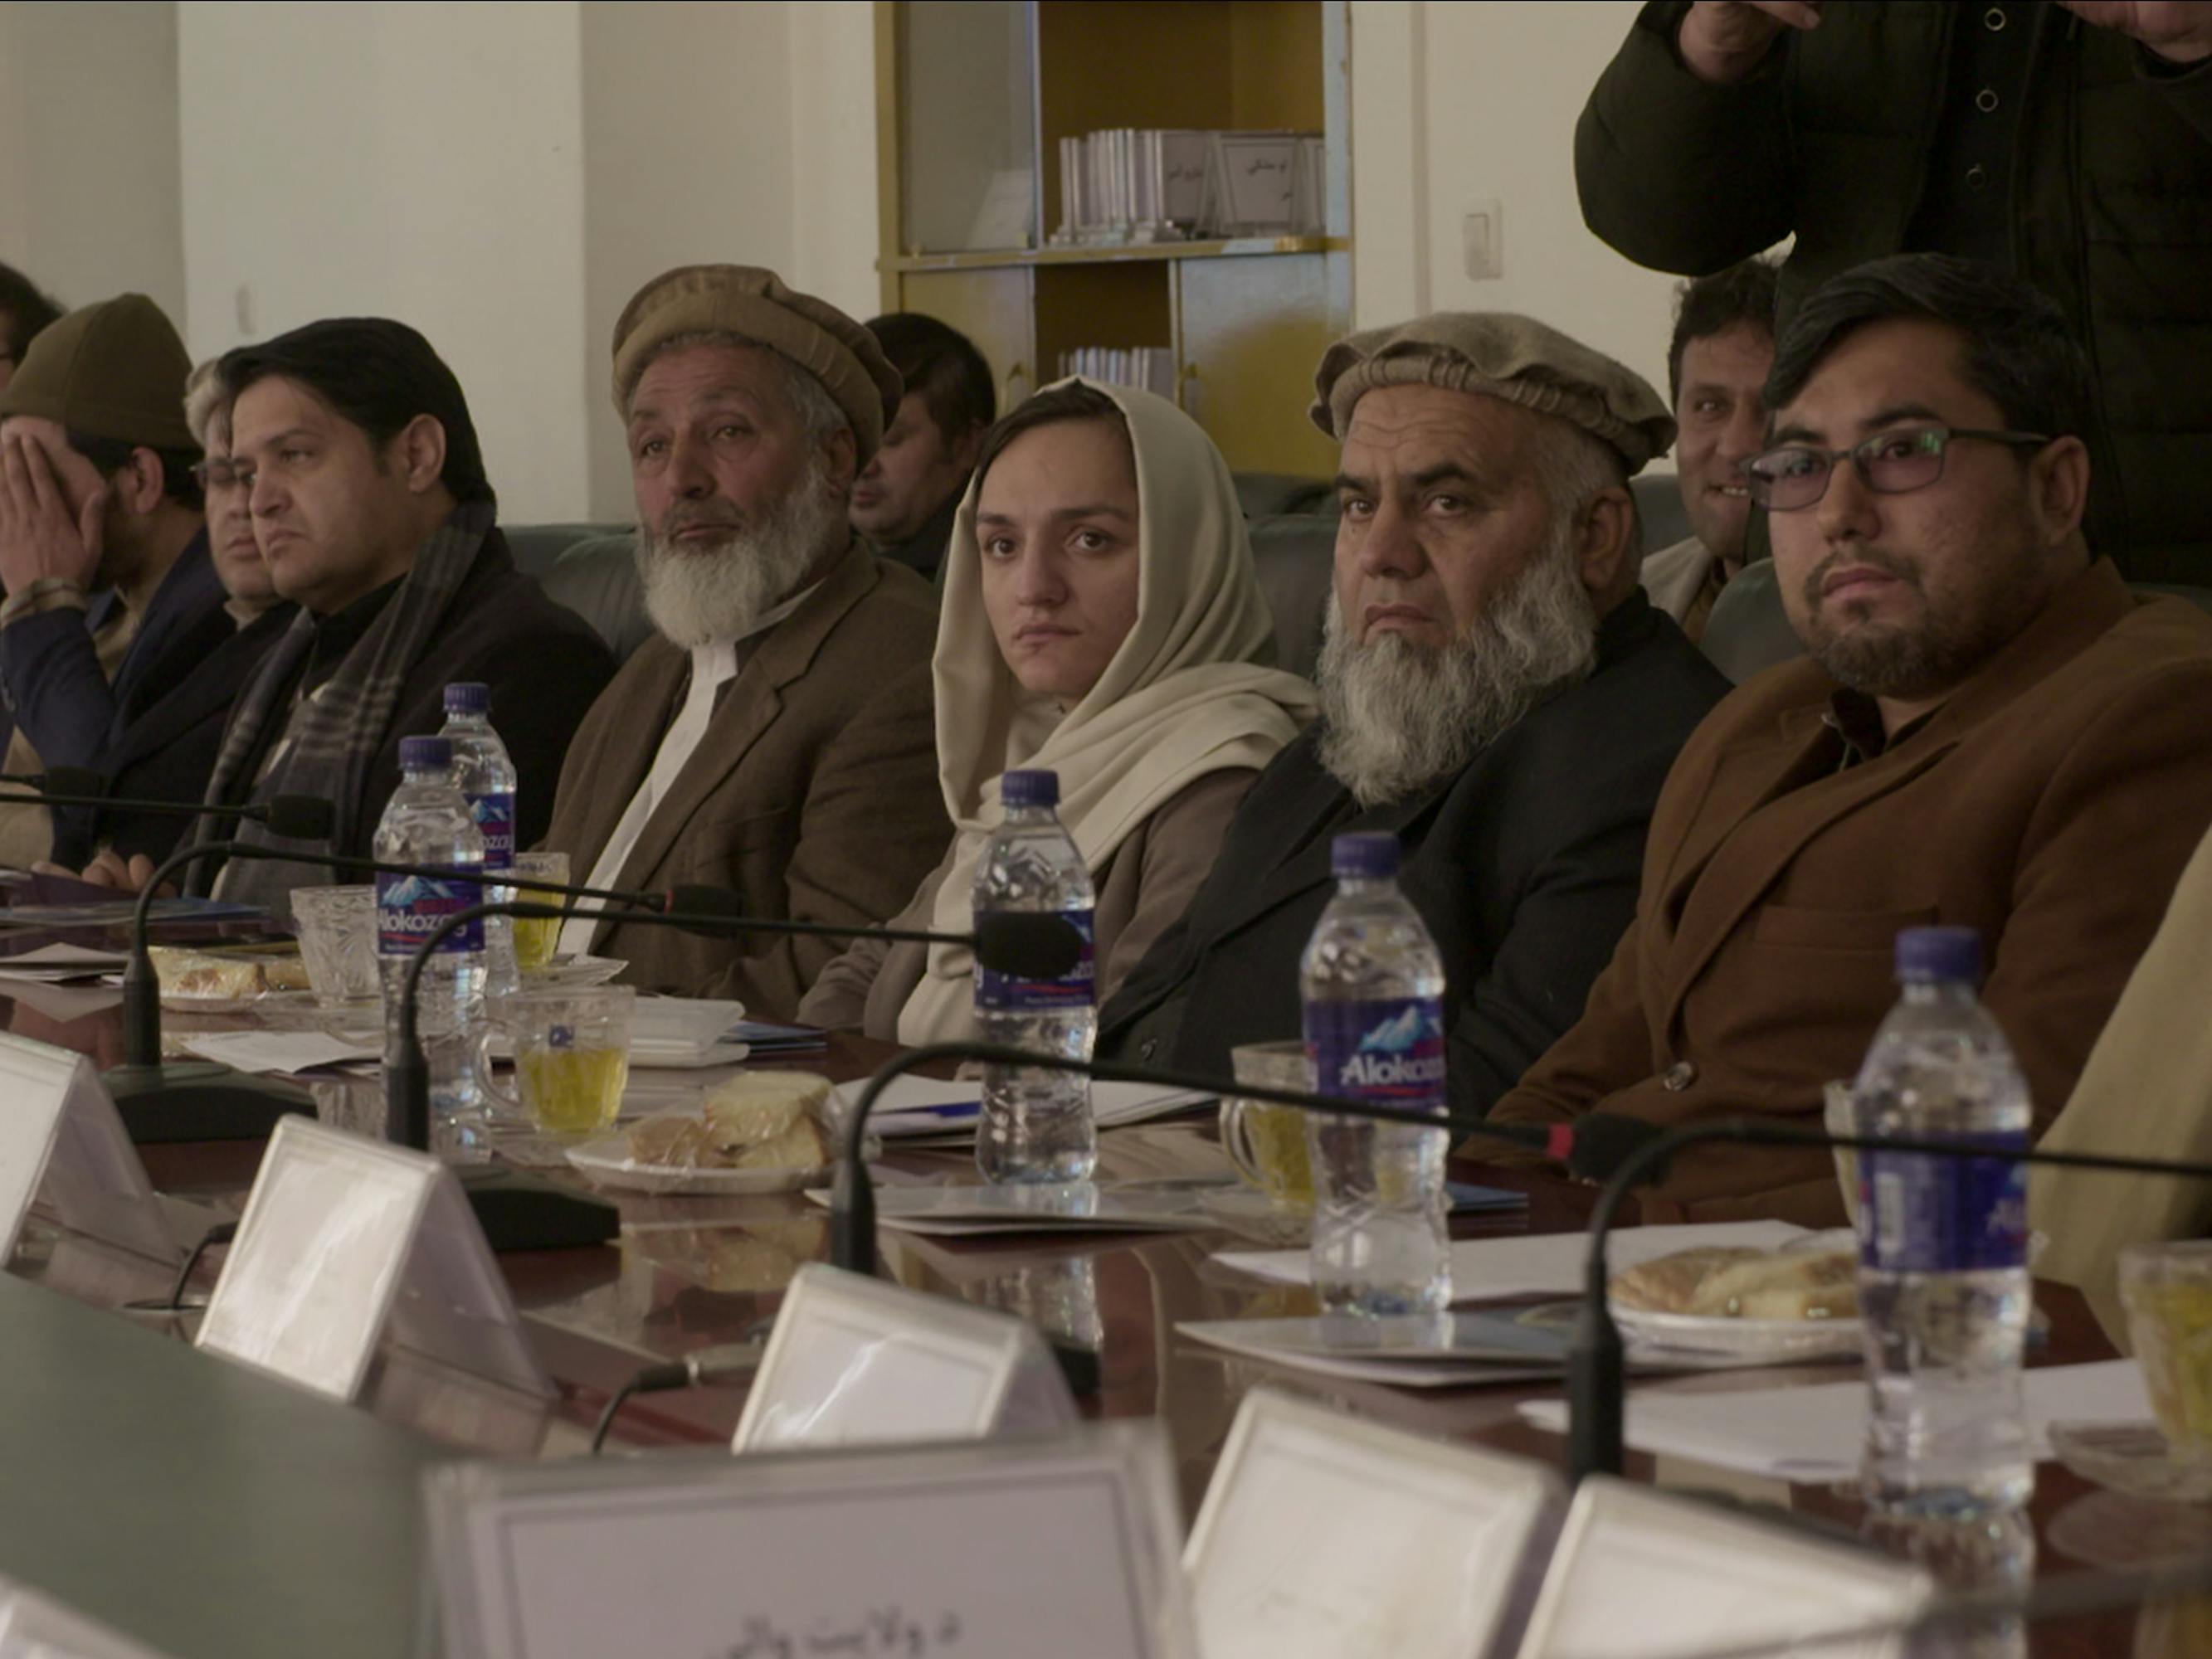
542, 265, 948, 1018
1098, 314, 1729, 1110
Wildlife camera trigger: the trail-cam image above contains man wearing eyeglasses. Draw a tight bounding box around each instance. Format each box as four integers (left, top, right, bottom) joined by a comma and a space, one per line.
1488, 253, 2212, 1224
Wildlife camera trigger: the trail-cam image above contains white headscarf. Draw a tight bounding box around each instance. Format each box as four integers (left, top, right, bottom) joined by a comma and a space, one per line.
895, 377, 1318, 1043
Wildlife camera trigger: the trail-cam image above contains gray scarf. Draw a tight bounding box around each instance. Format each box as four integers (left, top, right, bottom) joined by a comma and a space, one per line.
191, 498, 496, 911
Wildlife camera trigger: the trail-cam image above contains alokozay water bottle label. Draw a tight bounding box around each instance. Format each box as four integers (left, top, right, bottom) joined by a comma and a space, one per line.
1860, 1135, 2029, 1273
1305, 996, 1446, 1112
467, 791, 515, 869
975, 907, 1095, 1012
376, 870, 487, 956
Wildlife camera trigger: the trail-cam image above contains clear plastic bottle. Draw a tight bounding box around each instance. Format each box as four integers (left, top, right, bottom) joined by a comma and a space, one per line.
1854, 926, 2033, 1518
440, 682, 519, 999
375, 736, 490, 1160
972, 769, 1097, 1184
1300, 831, 1452, 1316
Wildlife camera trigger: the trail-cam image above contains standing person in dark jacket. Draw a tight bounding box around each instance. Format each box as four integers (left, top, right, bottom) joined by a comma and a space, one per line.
1098, 314, 1731, 1112
1576, 0, 2212, 583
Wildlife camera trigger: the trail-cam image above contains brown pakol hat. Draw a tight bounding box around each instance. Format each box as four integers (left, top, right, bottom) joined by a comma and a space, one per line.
1311, 311, 1674, 474
609, 265, 902, 463
0, 293, 196, 452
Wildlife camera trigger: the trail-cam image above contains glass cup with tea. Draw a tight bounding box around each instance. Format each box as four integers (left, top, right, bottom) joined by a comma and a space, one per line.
481, 985, 635, 1139
509, 850, 572, 974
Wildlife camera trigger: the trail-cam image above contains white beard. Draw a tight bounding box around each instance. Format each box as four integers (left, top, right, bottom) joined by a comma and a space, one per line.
635, 465, 846, 649
1315, 531, 1600, 807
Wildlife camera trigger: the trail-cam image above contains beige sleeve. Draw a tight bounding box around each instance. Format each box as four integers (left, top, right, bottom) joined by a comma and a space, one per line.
1093, 768, 1257, 1008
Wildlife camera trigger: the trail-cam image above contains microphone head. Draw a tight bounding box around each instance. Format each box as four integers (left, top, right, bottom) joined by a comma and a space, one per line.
973, 912, 1085, 980
1562, 1112, 1673, 1185
41, 766, 107, 798
264, 795, 338, 841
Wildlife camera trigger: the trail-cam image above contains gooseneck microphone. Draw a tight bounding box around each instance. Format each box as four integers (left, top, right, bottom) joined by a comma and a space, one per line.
1564, 1114, 2212, 1485
382, 899, 1086, 1253
823, 1040, 1618, 1280
0, 768, 335, 834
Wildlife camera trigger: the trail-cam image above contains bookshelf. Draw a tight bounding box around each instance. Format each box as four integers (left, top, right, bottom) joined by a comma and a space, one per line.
875, 0, 1351, 477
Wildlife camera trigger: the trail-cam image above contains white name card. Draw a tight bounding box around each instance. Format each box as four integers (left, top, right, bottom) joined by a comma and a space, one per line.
426, 1422, 1195, 1659
1185, 1388, 1563, 1659
1513, 1477, 1932, 1659
196, 1117, 552, 1404
733, 1262, 1076, 1452
0, 1033, 180, 1268
0, 1575, 176, 1658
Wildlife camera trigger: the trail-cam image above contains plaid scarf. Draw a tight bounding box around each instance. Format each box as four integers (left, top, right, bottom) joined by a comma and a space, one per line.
191, 498, 496, 910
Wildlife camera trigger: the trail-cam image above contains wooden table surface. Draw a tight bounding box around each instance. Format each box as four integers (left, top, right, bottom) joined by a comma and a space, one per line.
7, 995, 2201, 1657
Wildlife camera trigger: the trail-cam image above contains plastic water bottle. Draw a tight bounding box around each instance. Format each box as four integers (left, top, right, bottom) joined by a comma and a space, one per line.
1854, 926, 2033, 1517
375, 736, 490, 1160
1300, 832, 1451, 1316
440, 682, 519, 998
972, 769, 1097, 1184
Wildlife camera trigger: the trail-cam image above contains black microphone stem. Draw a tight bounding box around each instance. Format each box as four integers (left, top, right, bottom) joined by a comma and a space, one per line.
1568, 1114, 2212, 1485
831, 1040, 1548, 1279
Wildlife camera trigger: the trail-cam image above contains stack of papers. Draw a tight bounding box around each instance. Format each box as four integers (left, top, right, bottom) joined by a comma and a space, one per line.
627, 998, 749, 1068
0, 942, 129, 982
1517, 1361, 2150, 1481
727, 1019, 826, 1058
832, 1075, 1214, 1142
1213, 1220, 1811, 1301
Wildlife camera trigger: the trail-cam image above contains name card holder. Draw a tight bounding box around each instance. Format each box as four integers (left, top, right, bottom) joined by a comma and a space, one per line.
1513, 1477, 1932, 1659
0, 1574, 176, 1658
733, 1262, 1076, 1452
0, 1032, 181, 1267
1183, 1388, 1563, 1659
196, 1117, 553, 1404
425, 1421, 1196, 1659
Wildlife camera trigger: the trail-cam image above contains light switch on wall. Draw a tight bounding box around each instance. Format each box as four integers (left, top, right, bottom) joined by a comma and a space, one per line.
1462, 200, 1503, 280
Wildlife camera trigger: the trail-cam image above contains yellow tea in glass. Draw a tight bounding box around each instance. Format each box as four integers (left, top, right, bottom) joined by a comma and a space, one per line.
2122, 1240, 2212, 1459
1220, 1040, 1315, 1210
511, 850, 570, 971
486, 986, 634, 1137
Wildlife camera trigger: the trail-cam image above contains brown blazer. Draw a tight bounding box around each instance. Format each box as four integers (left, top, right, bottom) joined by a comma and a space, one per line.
541, 541, 951, 1019
1489, 560, 2212, 1224
798, 768, 1256, 1039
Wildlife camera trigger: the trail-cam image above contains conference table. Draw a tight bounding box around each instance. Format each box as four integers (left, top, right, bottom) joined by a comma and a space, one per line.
2, 985, 2198, 1659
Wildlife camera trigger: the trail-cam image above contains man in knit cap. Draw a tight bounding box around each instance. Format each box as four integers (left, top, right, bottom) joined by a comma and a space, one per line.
0, 293, 232, 865
542, 265, 949, 1019
1100, 309, 1728, 1106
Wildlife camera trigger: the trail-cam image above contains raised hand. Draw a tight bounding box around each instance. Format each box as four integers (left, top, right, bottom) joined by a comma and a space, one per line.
0, 432, 106, 596
2059, 1, 2212, 64
1678, 1, 1825, 85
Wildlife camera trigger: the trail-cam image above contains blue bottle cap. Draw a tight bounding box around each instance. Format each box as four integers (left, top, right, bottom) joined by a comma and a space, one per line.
443, 681, 490, 714
1895, 926, 1982, 985
399, 736, 453, 772
1331, 831, 1401, 880
1001, 769, 1060, 809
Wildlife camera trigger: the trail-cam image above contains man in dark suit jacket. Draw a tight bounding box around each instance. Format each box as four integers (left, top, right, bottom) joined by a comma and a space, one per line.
1099, 313, 1730, 1112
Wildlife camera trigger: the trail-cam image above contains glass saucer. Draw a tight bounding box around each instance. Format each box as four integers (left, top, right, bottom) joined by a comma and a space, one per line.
2049, 1419, 2212, 1503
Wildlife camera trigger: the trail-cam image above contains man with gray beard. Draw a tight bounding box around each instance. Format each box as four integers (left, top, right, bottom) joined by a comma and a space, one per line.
1098, 314, 1728, 1107
541, 265, 948, 1018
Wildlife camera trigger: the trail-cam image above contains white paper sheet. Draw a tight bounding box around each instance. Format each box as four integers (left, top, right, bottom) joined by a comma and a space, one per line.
835, 1076, 1213, 1140
1213, 1220, 1810, 1301
180, 1031, 382, 1075
1516, 1360, 2151, 1480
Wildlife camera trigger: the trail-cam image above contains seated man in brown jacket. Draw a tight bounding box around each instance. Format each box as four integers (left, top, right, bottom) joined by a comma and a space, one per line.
1489, 254, 2212, 1224
542, 265, 949, 1019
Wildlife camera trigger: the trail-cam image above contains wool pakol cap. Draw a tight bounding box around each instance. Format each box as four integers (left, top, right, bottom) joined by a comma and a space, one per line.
0, 293, 195, 451
1311, 311, 1675, 474
609, 264, 902, 463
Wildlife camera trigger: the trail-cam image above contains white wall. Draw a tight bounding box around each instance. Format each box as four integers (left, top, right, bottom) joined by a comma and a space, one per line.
0, 1, 186, 329
1350, 0, 1683, 418
178, 2, 593, 520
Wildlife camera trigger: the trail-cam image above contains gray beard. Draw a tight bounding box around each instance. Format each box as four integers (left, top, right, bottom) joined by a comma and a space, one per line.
1315, 536, 1600, 807
635, 472, 845, 649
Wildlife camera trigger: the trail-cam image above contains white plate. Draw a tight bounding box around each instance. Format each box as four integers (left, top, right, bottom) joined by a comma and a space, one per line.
520, 954, 626, 989
563, 1132, 832, 1196
1613, 1305, 1864, 1362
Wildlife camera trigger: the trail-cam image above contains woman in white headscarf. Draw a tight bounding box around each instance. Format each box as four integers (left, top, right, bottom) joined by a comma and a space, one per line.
801, 377, 1316, 1040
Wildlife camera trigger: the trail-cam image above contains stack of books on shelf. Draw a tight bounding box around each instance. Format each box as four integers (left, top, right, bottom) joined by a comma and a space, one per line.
1051, 130, 1325, 246
1055, 347, 1177, 399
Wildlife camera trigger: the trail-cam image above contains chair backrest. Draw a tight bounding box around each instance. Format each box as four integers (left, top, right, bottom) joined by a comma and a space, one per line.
1247, 513, 1337, 681
539, 533, 654, 662
1632, 472, 1691, 559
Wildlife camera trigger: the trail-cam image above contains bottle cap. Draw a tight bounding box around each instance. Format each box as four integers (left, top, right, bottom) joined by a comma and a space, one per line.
443, 682, 490, 715
1331, 831, 1401, 879
1001, 769, 1060, 809
1895, 926, 1981, 985
399, 736, 453, 772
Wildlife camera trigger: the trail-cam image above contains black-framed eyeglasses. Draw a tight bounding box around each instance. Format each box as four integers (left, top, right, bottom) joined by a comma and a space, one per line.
1744, 425, 2052, 512
190, 458, 252, 491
